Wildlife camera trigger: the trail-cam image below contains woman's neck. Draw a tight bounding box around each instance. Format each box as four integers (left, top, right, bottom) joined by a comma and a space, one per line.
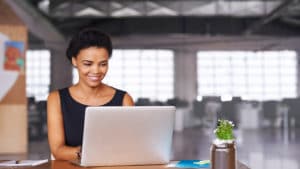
74, 82, 105, 98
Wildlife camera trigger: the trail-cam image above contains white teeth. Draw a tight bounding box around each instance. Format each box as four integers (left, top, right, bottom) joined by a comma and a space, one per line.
88, 76, 100, 81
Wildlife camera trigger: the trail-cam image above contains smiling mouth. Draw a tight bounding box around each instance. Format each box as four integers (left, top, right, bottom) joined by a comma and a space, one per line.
88, 76, 101, 81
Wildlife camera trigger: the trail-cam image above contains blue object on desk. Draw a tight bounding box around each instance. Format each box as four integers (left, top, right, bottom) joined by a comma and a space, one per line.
175, 160, 210, 168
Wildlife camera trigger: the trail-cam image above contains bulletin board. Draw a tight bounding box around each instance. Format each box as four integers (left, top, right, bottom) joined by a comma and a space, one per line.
0, 0, 28, 154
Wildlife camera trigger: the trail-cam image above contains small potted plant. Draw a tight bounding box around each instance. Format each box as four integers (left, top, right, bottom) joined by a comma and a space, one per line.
210, 119, 236, 169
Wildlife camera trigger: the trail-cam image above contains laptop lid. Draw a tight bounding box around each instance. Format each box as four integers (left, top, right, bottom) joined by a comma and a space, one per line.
80, 106, 175, 167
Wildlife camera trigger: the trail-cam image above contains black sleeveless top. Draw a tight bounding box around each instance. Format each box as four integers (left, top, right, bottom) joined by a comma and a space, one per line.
59, 87, 126, 146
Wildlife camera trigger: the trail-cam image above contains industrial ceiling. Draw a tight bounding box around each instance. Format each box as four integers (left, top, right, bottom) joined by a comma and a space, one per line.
4, 0, 300, 50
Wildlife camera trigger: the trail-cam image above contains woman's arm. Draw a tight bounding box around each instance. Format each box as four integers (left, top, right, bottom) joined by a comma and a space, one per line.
122, 93, 134, 106
47, 91, 81, 160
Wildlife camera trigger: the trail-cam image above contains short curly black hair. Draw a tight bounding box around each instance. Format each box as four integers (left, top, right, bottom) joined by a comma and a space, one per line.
66, 28, 112, 61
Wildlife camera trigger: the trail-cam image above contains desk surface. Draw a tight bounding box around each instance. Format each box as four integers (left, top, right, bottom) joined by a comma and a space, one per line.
4, 160, 249, 169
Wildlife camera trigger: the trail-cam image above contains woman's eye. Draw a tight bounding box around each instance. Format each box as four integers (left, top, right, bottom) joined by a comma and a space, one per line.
83, 63, 92, 66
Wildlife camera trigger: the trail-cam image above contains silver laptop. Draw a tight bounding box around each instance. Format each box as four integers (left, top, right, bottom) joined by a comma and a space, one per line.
74, 106, 175, 167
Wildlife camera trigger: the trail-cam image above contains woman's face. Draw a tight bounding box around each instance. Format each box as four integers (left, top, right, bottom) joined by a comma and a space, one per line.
72, 47, 109, 88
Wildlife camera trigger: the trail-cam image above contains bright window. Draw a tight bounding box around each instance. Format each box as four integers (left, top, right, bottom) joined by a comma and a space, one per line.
197, 51, 297, 101
26, 50, 51, 101
73, 49, 174, 101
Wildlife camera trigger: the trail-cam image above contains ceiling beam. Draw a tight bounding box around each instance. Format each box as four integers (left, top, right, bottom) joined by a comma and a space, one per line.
4, 0, 66, 49
244, 0, 295, 35
54, 17, 300, 38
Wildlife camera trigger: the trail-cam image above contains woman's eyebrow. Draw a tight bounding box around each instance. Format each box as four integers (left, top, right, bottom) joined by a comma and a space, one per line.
82, 60, 93, 63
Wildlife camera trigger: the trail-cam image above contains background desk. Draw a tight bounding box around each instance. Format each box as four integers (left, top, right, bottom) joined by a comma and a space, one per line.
1, 160, 250, 169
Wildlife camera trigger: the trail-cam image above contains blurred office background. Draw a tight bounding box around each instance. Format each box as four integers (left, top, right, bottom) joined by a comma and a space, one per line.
1, 0, 300, 169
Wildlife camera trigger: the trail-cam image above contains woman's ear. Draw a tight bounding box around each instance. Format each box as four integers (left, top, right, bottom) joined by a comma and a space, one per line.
71, 57, 77, 67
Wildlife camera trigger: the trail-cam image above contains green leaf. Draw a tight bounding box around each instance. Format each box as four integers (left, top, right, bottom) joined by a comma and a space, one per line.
214, 119, 235, 140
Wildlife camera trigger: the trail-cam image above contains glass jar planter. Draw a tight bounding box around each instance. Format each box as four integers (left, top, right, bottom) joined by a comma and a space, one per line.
210, 139, 236, 169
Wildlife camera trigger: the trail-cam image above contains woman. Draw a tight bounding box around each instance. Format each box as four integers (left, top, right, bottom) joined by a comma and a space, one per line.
47, 28, 134, 160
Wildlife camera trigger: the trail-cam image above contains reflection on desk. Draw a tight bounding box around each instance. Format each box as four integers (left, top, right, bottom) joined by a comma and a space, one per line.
16, 160, 250, 169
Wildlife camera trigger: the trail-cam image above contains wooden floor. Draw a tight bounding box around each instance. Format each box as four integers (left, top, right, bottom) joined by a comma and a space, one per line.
1, 127, 299, 169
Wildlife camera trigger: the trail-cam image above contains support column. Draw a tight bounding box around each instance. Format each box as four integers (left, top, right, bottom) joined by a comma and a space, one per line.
173, 48, 198, 130
174, 48, 198, 103
49, 47, 73, 91
297, 49, 300, 97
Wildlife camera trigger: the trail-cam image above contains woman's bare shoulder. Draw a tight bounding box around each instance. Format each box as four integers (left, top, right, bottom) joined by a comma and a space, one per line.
123, 93, 134, 106
47, 90, 60, 102
47, 90, 61, 114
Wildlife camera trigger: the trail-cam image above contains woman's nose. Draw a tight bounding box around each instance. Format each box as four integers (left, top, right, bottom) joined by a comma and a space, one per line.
91, 65, 100, 73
